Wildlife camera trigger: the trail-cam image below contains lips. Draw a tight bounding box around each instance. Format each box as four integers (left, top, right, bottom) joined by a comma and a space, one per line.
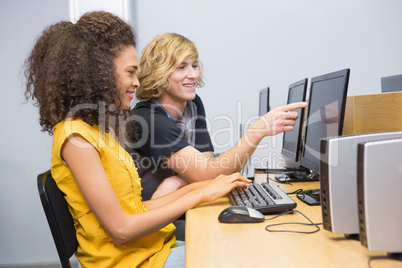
183, 79, 197, 88
183, 83, 196, 88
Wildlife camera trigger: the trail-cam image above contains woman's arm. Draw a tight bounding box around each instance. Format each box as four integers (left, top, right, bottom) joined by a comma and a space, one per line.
149, 151, 214, 199
144, 179, 212, 209
62, 134, 249, 246
166, 102, 308, 182
150, 175, 189, 200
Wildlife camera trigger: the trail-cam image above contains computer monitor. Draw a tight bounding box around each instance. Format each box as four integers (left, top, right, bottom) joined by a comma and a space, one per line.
274, 70, 350, 186
259, 87, 270, 116
291, 69, 350, 206
300, 68, 350, 174
281, 78, 308, 162
381, 74, 402, 93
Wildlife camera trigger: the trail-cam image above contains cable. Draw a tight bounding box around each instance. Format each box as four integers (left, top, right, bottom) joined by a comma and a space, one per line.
261, 172, 280, 184
265, 173, 295, 185
268, 176, 280, 183
286, 189, 304, 195
265, 210, 322, 234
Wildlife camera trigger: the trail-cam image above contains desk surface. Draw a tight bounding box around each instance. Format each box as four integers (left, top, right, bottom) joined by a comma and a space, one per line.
185, 173, 398, 268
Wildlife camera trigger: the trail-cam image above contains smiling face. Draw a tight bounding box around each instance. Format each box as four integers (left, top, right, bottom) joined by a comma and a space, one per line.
114, 45, 140, 110
162, 58, 200, 106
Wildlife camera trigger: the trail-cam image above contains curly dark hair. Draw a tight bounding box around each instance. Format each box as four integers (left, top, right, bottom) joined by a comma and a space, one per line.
24, 11, 136, 140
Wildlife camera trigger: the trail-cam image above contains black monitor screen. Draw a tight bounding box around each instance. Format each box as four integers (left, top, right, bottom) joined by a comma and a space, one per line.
300, 69, 350, 173
281, 78, 308, 162
259, 87, 270, 116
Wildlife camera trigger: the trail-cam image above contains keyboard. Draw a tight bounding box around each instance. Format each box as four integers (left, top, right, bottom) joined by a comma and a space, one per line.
228, 182, 297, 214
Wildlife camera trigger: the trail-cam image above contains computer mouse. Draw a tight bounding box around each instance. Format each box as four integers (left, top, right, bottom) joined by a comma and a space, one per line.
218, 206, 265, 223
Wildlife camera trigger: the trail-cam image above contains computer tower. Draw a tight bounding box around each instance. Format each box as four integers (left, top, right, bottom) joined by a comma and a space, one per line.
320, 131, 402, 235
357, 138, 402, 253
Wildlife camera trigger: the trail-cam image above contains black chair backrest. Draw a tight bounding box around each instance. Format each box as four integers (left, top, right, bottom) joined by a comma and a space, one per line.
37, 170, 78, 268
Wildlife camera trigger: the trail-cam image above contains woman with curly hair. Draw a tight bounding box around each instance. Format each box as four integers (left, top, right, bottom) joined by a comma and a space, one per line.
25, 11, 251, 268
131, 33, 307, 200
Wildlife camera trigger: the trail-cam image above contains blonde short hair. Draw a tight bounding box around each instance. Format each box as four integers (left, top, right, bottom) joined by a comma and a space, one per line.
136, 33, 204, 101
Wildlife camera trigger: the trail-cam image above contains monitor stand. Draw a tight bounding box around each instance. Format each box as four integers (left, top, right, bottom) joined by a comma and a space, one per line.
272, 166, 319, 183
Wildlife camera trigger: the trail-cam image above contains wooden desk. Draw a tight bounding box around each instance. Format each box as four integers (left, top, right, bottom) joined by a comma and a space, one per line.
185, 174, 398, 268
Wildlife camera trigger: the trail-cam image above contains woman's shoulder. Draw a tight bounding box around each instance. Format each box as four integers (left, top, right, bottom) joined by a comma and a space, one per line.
53, 118, 95, 134
52, 119, 101, 144
52, 119, 108, 154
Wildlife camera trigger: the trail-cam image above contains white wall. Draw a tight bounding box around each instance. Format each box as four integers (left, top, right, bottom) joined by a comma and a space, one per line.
0, 0, 70, 265
1, 0, 402, 266
0, 0, 129, 266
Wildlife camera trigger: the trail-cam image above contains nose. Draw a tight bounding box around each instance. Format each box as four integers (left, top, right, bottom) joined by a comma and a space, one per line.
132, 75, 140, 88
187, 66, 198, 79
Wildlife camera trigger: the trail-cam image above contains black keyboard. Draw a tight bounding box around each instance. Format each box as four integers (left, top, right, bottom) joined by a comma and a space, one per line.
228, 182, 297, 214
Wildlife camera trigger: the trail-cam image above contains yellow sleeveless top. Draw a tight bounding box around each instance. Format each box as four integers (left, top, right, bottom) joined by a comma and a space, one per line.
51, 119, 176, 268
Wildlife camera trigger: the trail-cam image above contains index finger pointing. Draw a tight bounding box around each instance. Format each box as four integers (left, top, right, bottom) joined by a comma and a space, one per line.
280, 102, 308, 112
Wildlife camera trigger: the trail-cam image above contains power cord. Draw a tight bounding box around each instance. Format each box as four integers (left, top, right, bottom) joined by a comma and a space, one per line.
265, 210, 323, 234
267, 176, 279, 183
286, 188, 304, 195
262, 172, 278, 183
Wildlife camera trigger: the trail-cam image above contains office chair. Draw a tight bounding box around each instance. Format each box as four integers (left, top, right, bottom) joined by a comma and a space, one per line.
37, 170, 78, 268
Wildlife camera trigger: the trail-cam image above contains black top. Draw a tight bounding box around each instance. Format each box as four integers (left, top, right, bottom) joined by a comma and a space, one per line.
130, 95, 214, 200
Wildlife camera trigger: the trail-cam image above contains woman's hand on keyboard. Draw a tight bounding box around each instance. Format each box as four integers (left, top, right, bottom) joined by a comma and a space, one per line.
196, 173, 251, 203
